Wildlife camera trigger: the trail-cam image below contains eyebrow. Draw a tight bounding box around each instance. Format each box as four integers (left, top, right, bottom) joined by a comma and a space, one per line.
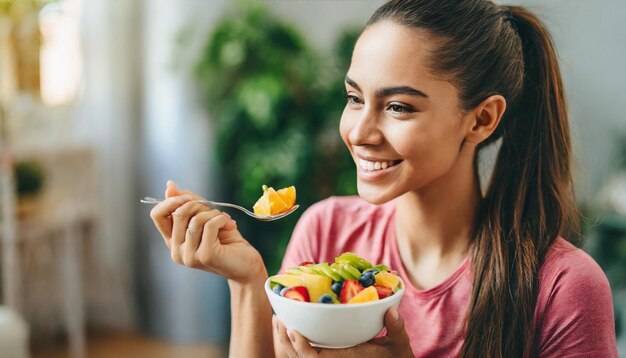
345, 76, 429, 99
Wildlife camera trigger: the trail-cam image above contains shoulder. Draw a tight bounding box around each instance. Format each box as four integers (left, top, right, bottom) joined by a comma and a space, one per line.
539, 238, 609, 291
535, 238, 617, 356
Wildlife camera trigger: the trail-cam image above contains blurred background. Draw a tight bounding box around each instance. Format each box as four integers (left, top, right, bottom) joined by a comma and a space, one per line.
0, 0, 624, 357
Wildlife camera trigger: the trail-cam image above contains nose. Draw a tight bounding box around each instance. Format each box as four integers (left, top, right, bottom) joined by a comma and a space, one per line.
347, 107, 384, 146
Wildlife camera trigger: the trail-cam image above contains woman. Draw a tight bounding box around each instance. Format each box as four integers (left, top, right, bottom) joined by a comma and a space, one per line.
149, 0, 618, 356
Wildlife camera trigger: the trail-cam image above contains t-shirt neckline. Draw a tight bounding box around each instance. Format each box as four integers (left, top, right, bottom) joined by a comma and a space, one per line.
387, 206, 471, 298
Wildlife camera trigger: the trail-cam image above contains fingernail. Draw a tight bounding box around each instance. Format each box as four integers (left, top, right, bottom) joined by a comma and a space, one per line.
287, 330, 295, 343
390, 307, 399, 320
167, 180, 175, 186
222, 212, 231, 219
179, 195, 193, 201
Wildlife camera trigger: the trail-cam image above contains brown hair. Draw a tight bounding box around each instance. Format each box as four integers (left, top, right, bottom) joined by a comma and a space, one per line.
367, 1, 577, 357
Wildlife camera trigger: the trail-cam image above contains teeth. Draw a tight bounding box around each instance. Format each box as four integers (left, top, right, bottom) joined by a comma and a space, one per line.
358, 159, 396, 172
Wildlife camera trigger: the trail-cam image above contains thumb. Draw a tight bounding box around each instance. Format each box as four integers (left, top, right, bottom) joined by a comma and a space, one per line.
384, 307, 410, 346
165, 180, 181, 198
165, 180, 203, 200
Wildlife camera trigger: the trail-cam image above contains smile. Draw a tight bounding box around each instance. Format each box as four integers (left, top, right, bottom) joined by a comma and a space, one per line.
358, 159, 401, 172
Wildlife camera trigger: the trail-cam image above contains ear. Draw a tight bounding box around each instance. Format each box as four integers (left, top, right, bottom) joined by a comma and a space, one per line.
464, 95, 507, 145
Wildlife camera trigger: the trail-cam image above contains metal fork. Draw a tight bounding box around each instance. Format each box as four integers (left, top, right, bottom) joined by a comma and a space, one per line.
140, 197, 299, 222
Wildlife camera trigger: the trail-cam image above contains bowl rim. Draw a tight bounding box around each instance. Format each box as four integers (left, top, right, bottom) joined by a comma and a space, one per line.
264, 276, 405, 308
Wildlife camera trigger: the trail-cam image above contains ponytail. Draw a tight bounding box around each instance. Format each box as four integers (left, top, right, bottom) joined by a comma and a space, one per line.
463, 6, 577, 357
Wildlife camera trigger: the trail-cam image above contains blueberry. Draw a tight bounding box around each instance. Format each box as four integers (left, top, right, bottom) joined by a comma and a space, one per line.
364, 268, 380, 276
318, 294, 334, 304
331, 281, 343, 297
272, 284, 285, 296
359, 272, 376, 288
279, 287, 291, 296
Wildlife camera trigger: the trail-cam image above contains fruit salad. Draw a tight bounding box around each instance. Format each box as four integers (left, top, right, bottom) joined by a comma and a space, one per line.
253, 185, 296, 216
269, 252, 402, 304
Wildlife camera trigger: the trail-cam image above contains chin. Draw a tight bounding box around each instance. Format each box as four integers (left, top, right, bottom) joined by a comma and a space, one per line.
357, 183, 396, 205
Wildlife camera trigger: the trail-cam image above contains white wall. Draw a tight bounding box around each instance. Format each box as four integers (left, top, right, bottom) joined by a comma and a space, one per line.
138, 0, 232, 343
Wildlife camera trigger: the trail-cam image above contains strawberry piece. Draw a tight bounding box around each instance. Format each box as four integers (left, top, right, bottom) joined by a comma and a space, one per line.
299, 261, 314, 266
374, 284, 393, 299
339, 279, 363, 303
283, 286, 310, 302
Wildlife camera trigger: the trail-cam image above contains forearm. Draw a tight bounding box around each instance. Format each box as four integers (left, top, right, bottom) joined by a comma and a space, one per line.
228, 274, 274, 358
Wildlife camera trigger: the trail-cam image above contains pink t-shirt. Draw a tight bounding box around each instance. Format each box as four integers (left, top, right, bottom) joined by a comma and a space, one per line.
279, 196, 618, 357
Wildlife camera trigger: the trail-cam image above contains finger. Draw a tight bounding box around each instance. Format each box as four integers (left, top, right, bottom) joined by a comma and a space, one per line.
150, 195, 193, 241
273, 315, 289, 358
274, 318, 300, 358
184, 210, 222, 253
165, 180, 203, 200
384, 308, 410, 347
288, 330, 318, 357
197, 214, 231, 255
171, 202, 211, 246
223, 218, 237, 231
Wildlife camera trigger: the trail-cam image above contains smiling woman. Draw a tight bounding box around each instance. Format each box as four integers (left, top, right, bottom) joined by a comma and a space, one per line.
147, 0, 619, 357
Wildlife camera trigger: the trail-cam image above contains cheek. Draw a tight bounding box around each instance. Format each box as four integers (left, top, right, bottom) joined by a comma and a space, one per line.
339, 108, 352, 147
394, 123, 463, 173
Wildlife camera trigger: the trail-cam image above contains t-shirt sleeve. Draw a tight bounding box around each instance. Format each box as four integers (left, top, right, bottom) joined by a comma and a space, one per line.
277, 203, 323, 274
537, 249, 618, 358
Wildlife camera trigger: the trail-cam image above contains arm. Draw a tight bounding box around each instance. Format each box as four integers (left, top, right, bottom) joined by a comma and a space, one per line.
150, 181, 275, 357
229, 276, 274, 358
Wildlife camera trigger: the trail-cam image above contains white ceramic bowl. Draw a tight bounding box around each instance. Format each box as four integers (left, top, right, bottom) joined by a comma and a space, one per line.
265, 277, 405, 348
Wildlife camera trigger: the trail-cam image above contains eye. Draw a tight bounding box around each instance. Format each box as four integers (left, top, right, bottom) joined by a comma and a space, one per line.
345, 94, 363, 105
386, 103, 415, 114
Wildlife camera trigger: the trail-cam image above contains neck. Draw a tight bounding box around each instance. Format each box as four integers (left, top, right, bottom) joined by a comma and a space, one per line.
395, 148, 481, 264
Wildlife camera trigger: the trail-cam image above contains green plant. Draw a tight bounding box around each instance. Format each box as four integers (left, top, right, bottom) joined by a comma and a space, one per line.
14, 160, 44, 197
194, 1, 359, 273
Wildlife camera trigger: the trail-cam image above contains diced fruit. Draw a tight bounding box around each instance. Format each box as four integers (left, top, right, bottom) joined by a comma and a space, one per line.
318, 294, 334, 304
253, 185, 293, 216
339, 279, 364, 304
279, 287, 290, 296
343, 264, 362, 280
298, 265, 317, 274
283, 286, 310, 302
272, 284, 285, 295
335, 264, 361, 280
301, 273, 333, 303
270, 274, 305, 288
277, 186, 296, 208
347, 286, 379, 304
363, 268, 380, 276
285, 268, 303, 275
373, 264, 390, 272
331, 281, 343, 297
317, 263, 343, 281
267, 252, 398, 305
335, 252, 373, 271
374, 285, 393, 299
359, 272, 376, 288
375, 271, 400, 290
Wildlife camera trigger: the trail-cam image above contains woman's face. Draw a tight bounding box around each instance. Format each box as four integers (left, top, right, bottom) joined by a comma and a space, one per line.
340, 21, 472, 204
